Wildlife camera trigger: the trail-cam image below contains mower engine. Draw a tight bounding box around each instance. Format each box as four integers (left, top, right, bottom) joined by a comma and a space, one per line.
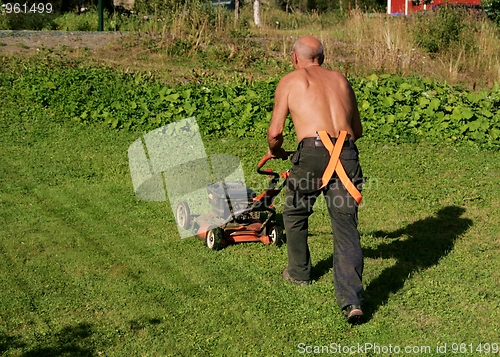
207, 181, 256, 220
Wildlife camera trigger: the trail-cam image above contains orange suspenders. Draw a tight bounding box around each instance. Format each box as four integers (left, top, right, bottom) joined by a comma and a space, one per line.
317, 130, 363, 204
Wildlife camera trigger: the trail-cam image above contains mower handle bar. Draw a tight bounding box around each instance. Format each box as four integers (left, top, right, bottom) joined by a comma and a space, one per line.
256, 152, 293, 176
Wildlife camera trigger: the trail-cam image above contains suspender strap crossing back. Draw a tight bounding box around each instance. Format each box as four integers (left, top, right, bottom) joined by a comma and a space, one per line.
317, 130, 363, 204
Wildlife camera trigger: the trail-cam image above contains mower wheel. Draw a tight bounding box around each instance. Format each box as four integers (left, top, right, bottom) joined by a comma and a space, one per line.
268, 225, 284, 247
176, 201, 191, 230
206, 228, 224, 251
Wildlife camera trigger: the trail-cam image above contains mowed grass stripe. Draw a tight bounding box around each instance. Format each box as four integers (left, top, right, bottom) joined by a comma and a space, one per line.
2, 103, 500, 355
2, 180, 212, 320
2, 121, 342, 354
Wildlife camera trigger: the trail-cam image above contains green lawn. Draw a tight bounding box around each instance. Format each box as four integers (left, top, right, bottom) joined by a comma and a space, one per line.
1, 103, 500, 356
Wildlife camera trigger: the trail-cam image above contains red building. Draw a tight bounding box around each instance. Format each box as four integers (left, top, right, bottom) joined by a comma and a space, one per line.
388, 0, 482, 15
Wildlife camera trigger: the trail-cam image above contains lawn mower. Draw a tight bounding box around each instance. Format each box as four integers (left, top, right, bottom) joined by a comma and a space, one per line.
175, 154, 289, 250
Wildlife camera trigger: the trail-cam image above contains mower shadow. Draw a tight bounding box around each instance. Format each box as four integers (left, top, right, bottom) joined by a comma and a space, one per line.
311, 205, 473, 321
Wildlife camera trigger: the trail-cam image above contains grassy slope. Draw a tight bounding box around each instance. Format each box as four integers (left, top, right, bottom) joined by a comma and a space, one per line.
1, 94, 500, 356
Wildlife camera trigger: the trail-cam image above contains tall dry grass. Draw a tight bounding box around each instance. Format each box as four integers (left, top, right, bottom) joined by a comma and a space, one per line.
311, 9, 500, 87
466, 21, 500, 85
212, 5, 500, 88
337, 11, 425, 76
106, 3, 500, 88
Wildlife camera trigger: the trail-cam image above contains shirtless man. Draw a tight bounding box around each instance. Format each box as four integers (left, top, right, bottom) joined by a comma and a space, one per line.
267, 36, 365, 324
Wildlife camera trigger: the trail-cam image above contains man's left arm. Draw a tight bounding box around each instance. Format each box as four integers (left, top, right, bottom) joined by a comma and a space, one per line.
267, 78, 290, 159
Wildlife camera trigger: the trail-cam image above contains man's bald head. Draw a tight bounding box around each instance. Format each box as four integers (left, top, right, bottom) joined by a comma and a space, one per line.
292, 36, 324, 66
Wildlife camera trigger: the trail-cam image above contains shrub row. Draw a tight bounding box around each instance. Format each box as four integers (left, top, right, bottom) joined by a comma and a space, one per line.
1, 62, 499, 149
354, 74, 500, 149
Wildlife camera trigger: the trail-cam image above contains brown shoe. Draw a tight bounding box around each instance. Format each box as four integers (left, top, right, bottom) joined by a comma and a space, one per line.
282, 268, 311, 286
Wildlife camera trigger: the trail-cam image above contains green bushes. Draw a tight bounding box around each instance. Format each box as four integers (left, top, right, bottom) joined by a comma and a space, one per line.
0, 13, 59, 30
410, 6, 483, 54
354, 74, 500, 149
0, 58, 281, 136
133, 0, 186, 15
0, 8, 121, 31
1, 59, 500, 149
482, 0, 500, 25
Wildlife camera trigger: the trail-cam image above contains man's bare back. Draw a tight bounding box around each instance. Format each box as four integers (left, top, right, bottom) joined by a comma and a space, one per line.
284, 66, 361, 141
267, 36, 362, 158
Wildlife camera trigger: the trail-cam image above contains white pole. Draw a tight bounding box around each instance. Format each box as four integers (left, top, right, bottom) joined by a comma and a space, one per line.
253, 0, 262, 28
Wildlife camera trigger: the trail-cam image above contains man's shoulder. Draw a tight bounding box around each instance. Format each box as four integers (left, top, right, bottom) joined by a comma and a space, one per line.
282, 67, 347, 81
321, 68, 349, 81
277, 70, 307, 89
280, 70, 303, 82
324, 70, 353, 90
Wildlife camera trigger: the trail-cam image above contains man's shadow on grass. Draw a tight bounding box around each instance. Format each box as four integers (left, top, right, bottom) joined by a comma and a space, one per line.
312, 205, 473, 321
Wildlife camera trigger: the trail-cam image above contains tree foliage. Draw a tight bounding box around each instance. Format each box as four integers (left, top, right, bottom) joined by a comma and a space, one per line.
482, 0, 500, 25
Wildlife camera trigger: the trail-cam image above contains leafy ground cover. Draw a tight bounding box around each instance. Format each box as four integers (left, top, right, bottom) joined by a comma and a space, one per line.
1, 68, 500, 355
2, 58, 500, 150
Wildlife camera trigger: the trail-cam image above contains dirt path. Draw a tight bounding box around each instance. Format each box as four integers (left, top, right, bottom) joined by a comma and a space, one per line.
0, 30, 125, 55
0, 30, 353, 86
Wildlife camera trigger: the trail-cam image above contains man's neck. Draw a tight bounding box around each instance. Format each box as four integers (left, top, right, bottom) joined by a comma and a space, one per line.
295, 62, 321, 70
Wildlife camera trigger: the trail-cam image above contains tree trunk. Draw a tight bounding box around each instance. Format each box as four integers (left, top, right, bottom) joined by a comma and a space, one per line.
253, 0, 262, 28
